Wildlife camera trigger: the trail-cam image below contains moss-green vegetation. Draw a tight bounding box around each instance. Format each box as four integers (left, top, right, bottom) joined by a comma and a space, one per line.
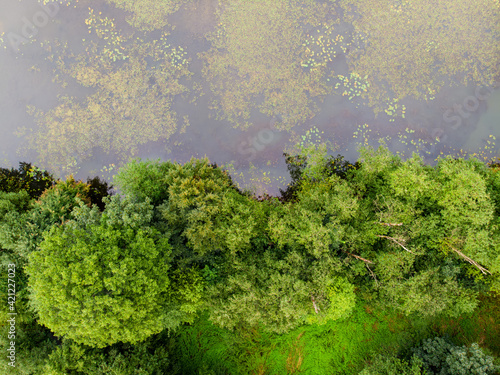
201, 0, 337, 130
26, 7, 193, 175
339, 0, 500, 114
105, 0, 193, 31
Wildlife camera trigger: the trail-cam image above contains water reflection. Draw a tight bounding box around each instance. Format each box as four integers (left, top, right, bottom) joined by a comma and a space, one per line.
0, 0, 498, 196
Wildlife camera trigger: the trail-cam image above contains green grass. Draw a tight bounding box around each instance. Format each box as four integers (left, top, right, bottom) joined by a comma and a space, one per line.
169, 299, 427, 374
430, 292, 500, 357
167, 292, 500, 374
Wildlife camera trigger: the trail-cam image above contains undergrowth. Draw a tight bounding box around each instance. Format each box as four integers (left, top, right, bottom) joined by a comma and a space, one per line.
168, 292, 500, 374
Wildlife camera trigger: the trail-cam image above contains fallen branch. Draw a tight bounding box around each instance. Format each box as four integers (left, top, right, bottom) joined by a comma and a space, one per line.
311, 295, 320, 314
376, 235, 414, 254
449, 245, 491, 275
344, 251, 374, 264
378, 222, 403, 227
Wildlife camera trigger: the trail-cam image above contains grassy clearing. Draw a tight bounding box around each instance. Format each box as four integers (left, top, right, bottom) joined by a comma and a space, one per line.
169, 292, 500, 374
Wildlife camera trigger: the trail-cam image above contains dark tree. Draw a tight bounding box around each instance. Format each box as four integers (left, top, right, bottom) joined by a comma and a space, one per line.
86, 176, 114, 211
0, 162, 55, 199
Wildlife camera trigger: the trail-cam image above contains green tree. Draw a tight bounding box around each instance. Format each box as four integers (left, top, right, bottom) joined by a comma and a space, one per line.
1, 176, 92, 259
0, 318, 58, 375
205, 246, 348, 334
339, 146, 496, 317
158, 158, 258, 256
113, 158, 175, 206
41, 335, 175, 375
26, 196, 176, 348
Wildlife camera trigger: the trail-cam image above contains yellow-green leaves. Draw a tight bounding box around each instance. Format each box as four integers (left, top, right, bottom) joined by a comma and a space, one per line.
26, 196, 174, 348
305, 276, 356, 325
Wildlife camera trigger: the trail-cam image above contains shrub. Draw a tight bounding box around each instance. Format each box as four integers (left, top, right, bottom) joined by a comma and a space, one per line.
412, 337, 498, 375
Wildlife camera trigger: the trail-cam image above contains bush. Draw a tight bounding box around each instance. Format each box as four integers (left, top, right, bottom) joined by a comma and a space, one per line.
359, 353, 424, 375
412, 337, 498, 375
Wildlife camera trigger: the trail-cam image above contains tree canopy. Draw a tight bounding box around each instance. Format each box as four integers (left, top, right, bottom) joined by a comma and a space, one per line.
26, 196, 174, 348
3, 146, 500, 372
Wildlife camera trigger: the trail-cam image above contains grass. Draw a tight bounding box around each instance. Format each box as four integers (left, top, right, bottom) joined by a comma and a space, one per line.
167, 292, 500, 374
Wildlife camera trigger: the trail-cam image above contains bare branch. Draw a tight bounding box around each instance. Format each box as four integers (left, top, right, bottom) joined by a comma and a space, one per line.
378, 222, 403, 227
344, 251, 374, 264
366, 264, 379, 286
449, 245, 491, 275
311, 295, 320, 314
376, 235, 414, 254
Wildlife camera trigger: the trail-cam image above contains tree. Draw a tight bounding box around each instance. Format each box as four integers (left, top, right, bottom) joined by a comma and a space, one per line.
42, 335, 175, 375
113, 158, 175, 206
339, 146, 496, 317
0, 317, 58, 375
26, 196, 177, 348
269, 174, 359, 258
1, 176, 92, 259
205, 246, 351, 334
158, 158, 258, 256
0, 162, 55, 199
86, 176, 114, 211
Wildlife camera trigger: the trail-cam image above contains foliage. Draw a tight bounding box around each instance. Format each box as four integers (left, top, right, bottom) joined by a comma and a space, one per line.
0, 177, 91, 259
0, 318, 58, 375
278, 151, 361, 202
158, 158, 257, 255
26, 196, 174, 348
412, 337, 499, 375
86, 176, 114, 211
0, 162, 55, 199
359, 354, 425, 375
4, 147, 500, 371
270, 175, 359, 258
113, 158, 175, 206
343, 146, 499, 316
305, 276, 356, 324
0, 190, 32, 220
339, 0, 500, 114
378, 264, 478, 318
42, 335, 175, 375
166, 267, 206, 325
205, 247, 347, 334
